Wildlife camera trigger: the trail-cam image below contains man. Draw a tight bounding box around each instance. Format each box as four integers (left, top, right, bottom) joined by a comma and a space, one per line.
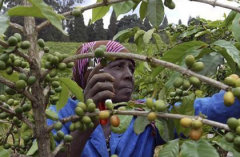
48, 40, 161, 157
49, 40, 240, 157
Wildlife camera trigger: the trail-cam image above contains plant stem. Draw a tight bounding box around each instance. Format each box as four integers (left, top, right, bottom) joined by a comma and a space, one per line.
190, 0, 240, 13
62, 52, 229, 91
47, 110, 230, 133
23, 0, 52, 156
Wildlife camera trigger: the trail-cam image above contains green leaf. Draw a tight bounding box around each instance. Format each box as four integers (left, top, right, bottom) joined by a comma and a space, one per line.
0, 0, 4, 11
144, 62, 152, 71
111, 115, 133, 134
232, 13, 240, 42
50, 132, 56, 150
178, 93, 195, 116
194, 30, 210, 38
0, 71, 19, 82
0, 14, 9, 37
113, 29, 132, 41
152, 33, 165, 52
158, 139, 179, 157
165, 72, 181, 88
212, 40, 240, 73
26, 140, 38, 156
0, 147, 10, 157
180, 28, 199, 38
8, 6, 45, 18
140, 1, 148, 21
134, 30, 145, 42
199, 52, 223, 76
119, 27, 139, 42
171, 93, 195, 135
56, 82, 69, 111
45, 109, 59, 121
24, 0, 66, 35
212, 136, 240, 157
59, 77, 84, 103
155, 118, 175, 142
112, 1, 135, 18
151, 41, 205, 78
143, 28, 155, 44
136, 34, 144, 52
11, 0, 67, 35
180, 139, 219, 157
147, 0, 164, 29
92, 0, 110, 23
222, 11, 237, 28
134, 116, 150, 135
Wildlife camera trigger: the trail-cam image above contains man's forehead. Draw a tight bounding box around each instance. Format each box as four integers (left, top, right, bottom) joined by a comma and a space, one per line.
109, 58, 135, 67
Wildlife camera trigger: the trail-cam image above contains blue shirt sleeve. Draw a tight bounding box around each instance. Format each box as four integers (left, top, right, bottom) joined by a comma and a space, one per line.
47, 98, 78, 144
194, 90, 240, 123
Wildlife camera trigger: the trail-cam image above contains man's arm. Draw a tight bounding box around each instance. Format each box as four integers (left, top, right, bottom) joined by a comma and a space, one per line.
194, 90, 240, 123
47, 98, 99, 157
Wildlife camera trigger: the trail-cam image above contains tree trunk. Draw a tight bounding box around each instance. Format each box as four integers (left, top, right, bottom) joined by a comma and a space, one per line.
23, 0, 52, 156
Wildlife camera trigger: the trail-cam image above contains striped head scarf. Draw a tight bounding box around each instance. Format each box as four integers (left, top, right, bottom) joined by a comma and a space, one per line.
73, 40, 130, 89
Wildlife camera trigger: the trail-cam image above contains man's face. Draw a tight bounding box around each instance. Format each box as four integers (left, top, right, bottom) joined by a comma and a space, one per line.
103, 59, 135, 103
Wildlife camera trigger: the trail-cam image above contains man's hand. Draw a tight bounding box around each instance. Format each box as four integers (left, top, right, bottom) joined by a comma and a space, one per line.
84, 64, 115, 105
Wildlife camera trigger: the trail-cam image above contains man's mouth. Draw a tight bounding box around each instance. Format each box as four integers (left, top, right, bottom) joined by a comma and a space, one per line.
120, 86, 133, 91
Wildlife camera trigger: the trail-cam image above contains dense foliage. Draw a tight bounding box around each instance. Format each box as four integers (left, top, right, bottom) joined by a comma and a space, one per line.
0, 0, 240, 157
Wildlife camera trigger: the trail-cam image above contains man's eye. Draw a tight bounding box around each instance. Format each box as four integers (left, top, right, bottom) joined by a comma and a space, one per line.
112, 65, 121, 69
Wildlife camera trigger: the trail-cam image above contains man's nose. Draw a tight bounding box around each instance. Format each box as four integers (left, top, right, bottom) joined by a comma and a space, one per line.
123, 66, 133, 80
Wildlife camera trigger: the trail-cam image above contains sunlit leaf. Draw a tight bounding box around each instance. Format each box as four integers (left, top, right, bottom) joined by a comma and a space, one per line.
134, 30, 145, 42
0, 14, 9, 37
113, 29, 132, 41
147, 0, 164, 29
26, 140, 38, 156
143, 28, 155, 44
232, 13, 240, 42
56, 82, 69, 111
112, 1, 135, 18
0, 146, 10, 157
140, 1, 148, 21
134, 116, 150, 135
151, 41, 205, 78
92, 0, 110, 23
59, 78, 84, 103
212, 40, 240, 73
15, 0, 67, 35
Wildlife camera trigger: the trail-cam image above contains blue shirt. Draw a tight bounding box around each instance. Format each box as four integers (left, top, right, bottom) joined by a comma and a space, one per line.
47, 91, 240, 157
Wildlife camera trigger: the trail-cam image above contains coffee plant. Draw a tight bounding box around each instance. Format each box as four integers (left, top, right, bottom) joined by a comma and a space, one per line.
0, 0, 240, 156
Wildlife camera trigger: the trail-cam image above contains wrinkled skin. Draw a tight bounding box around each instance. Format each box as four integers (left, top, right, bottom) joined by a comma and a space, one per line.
84, 59, 135, 105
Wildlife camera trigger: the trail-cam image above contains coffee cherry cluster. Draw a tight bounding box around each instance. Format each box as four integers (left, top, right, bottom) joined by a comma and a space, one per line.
0, 93, 34, 154
225, 117, 240, 152
185, 55, 205, 72
180, 117, 203, 140
99, 100, 121, 127
44, 52, 74, 71
223, 74, 240, 106
144, 98, 168, 122
170, 76, 200, 101
93, 45, 116, 67
54, 99, 96, 143
1, 34, 30, 73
